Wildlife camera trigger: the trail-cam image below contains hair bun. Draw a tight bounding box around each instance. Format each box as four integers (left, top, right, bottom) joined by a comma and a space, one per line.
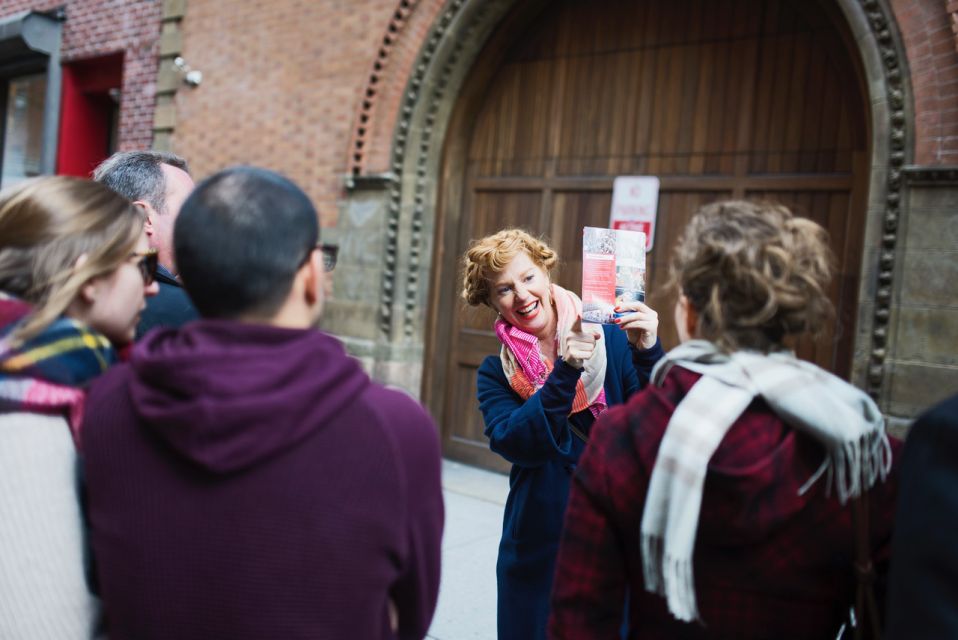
670, 200, 834, 352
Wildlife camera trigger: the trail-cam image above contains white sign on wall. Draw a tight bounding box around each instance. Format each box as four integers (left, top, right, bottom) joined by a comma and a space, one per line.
609, 176, 660, 251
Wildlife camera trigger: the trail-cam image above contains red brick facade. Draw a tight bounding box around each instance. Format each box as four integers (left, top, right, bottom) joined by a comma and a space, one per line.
173, 0, 404, 225
0, 0, 162, 152
166, 0, 958, 225
0, 2, 953, 209
171, 0, 447, 225
349, 0, 446, 176
891, 0, 958, 164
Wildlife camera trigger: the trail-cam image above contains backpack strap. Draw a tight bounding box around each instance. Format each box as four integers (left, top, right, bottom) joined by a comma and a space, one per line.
851, 486, 882, 639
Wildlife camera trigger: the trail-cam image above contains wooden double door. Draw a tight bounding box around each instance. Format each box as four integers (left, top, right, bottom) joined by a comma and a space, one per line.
424, 0, 870, 472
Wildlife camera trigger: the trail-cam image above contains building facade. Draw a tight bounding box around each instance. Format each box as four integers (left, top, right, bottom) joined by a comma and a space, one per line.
0, 0, 161, 186
6, 0, 956, 470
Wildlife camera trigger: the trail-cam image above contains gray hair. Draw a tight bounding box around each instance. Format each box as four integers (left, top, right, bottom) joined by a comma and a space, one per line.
92, 150, 190, 214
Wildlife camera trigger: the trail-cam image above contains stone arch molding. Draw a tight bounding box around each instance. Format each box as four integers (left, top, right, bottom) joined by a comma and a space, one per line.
379, 0, 910, 401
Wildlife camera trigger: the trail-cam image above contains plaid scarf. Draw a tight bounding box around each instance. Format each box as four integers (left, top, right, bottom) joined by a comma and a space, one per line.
641, 340, 891, 623
495, 283, 607, 417
0, 293, 116, 447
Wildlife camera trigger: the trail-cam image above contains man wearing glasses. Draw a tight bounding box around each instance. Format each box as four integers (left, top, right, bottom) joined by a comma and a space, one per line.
81, 167, 443, 640
93, 150, 199, 337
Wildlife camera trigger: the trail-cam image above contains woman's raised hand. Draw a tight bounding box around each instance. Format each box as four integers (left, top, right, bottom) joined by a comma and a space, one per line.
614, 301, 659, 349
561, 316, 601, 370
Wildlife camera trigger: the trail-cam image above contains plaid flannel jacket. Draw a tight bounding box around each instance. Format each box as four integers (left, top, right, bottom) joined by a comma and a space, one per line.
549, 366, 900, 640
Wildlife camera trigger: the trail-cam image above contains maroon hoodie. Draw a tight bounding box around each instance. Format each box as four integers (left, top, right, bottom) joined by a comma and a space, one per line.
82, 319, 444, 640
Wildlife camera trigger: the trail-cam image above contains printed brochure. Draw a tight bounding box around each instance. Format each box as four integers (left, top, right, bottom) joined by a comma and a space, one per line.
581, 226, 646, 324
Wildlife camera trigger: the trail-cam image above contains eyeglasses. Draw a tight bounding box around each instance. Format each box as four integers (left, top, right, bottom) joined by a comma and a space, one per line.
298, 243, 338, 272
130, 249, 159, 286
319, 243, 338, 272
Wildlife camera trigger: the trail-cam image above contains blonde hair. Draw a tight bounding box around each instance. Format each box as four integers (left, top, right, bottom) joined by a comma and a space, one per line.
0, 176, 144, 343
671, 200, 834, 352
461, 229, 557, 308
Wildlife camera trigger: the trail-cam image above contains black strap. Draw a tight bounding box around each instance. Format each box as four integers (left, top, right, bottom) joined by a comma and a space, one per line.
851, 485, 882, 640
569, 422, 588, 444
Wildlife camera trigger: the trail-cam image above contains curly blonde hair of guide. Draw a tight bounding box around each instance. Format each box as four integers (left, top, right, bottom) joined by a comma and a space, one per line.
461, 229, 558, 308
671, 200, 834, 353
0, 176, 144, 345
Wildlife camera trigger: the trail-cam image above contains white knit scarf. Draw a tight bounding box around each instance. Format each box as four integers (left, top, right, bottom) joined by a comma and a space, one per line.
640, 340, 892, 623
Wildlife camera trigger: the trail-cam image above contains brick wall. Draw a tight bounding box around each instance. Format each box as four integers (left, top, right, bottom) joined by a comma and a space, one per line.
350, 0, 446, 176
2, 1, 948, 215
173, 0, 409, 226
1, 0, 162, 152
891, 0, 958, 164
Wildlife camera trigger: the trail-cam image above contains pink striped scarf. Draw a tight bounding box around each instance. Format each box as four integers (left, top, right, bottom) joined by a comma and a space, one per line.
495, 283, 607, 417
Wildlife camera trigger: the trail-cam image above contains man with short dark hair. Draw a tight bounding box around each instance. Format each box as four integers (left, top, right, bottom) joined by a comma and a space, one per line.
81, 167, 444, 640
93, 150, 198, 336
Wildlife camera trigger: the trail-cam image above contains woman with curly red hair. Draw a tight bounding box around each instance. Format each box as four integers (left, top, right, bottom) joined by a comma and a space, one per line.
462, 229, 664, 640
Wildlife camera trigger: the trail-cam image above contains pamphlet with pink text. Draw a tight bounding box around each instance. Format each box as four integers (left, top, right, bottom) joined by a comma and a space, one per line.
581, 226, 646, 324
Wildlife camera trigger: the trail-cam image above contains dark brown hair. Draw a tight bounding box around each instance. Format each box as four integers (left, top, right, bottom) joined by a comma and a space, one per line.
671, 200, 834, 352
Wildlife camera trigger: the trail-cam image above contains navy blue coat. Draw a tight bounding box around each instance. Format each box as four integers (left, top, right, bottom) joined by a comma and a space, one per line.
137, 265, 198, 339
477, 326, 663, 640
886, 393, 958, 639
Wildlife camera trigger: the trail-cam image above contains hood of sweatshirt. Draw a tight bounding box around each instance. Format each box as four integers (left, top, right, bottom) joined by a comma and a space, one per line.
129, 319, 370, 474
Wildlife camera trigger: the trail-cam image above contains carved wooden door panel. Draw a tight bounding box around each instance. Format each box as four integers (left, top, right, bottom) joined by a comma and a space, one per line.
424, 0, 869, 471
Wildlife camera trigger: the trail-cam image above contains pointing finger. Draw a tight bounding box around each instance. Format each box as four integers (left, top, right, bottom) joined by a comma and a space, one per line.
571, 316, 582, 333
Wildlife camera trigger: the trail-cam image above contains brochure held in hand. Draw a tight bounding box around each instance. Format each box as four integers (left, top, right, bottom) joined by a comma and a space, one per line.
581, 226, 646, 325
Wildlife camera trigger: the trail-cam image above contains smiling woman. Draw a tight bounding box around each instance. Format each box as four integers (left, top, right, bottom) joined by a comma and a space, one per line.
460, 228, 664, 640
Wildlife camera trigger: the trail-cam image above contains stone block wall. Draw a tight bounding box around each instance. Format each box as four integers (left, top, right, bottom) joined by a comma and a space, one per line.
887, 171, 958, 418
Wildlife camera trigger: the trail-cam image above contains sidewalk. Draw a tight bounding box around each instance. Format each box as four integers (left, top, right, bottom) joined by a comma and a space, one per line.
427, 459, 509, 640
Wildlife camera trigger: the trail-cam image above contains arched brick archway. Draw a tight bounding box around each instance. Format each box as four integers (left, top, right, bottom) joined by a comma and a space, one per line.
334, 0, 919, 421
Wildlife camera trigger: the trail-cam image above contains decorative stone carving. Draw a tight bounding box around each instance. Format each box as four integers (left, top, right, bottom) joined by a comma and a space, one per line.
366, 0, 481, 340
362, 0, 912, 411
348, 0, 419, 179
902, 166, 958, 185
859, 0, 908, 402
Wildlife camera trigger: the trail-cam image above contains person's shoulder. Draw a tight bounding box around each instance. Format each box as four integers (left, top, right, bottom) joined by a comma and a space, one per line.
359, 384, 442, 488
85, 361, 133, 403
154, 277, 188, 299
141, 277, 198, 328
910, 393, 958, 441
478, 353, 503, 374
477, 354, 507, 389
361, 384, 439, 449
83, 363, 135, 436
0, 411, 71, 439
900, 393, 958, 468
619, 365, 693, 433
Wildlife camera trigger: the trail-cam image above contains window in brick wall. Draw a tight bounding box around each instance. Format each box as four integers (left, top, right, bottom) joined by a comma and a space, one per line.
0, 73, 47, 188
